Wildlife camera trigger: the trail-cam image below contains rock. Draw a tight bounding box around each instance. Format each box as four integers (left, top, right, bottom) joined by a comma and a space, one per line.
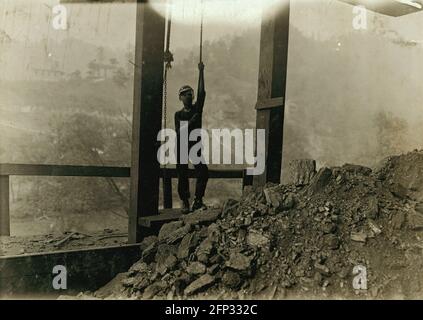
242, 186, 254, 197
128, 260, 148, 275
140, 236, 158, 252
415, 202, 423, 215
282, 194, 296, 211
288, 159, 316, 186
263, 187, 282, 209
177, 232, 198, 260
335, 174, 345, 185
342, 164, 372, 176
222, 199, 239, 217
122, 276, 137, 288
96, 272, 128, 298
351, 231, 367, 243
367, 197, 379, 219
156, 254, 178, 275
247, 231, 270, 248
196, 237, 216, 264
407, 212, 423, 231
244, 217, 253, 226
182, 209, 221, 226
307, 167, 332, 194
323, 234, 339, 249
174, 274, 191, 296
165, 225, 192, 244
256, 285, 279, 300
314, 263, 331, 276
226, 251, 254, 271
368, 220, 382, 236
134, 278, 151, 291
142, 241, 159, 263
155, 244, 178, 275
209, 254, 223, 265
390, 183, 408, 199
155, 244, 177, 262
143, 281, 167, 299
322, 222, 337, 234
391, 212, 406, 230
186, 262, 206, 275
184, 274, 215, 296
222, 271, 242, 289
158, 221, 184, 241
207, 264, 220, 275
207, 223, 221, 239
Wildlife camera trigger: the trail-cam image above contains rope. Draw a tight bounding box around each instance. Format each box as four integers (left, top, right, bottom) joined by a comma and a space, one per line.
199, 0, 204, 63
163, 1, 173, 176
163, 0, 173, 132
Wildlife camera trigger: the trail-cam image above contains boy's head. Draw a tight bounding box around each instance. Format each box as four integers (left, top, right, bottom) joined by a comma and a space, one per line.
179, 85, 194, 106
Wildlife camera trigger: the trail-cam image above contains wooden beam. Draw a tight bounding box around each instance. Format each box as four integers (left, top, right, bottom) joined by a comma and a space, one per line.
138, 208, 182, 228
129, 1, 166, 244
0, 164, 129, 178
338, 0, 422, 17
0, 176, 10, 236
60, 0, 137, 3
0, 163, 244, 179
255, 97, 284, 110
253, 0, 290, 187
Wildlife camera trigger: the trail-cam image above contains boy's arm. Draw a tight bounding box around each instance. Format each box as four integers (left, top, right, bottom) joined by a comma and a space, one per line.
196, 62, 206, 113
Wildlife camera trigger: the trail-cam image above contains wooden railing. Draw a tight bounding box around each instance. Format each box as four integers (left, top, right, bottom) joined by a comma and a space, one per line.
0, 163, 252, 236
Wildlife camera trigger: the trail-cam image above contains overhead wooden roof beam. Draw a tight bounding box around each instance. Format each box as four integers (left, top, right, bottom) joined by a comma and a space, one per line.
60, 0, 422, 17
339, 0, 423, 17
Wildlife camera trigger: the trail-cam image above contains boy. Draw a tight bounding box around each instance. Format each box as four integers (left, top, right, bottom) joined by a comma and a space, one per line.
174, 62, 209, 214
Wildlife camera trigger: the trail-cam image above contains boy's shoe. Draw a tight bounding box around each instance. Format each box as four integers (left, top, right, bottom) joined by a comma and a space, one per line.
192, 198, 207, 212
181, 199, 191, 214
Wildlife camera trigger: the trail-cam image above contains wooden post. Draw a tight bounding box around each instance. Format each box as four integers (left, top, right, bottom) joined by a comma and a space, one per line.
163, 175, 172, 209
129, 1, 166, 243
0, 175, 10, 236
242, 169, 253, 190
253, 0, 290, 187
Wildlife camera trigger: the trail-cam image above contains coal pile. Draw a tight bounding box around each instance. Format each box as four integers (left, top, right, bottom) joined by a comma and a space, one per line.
96, 152, 423, 300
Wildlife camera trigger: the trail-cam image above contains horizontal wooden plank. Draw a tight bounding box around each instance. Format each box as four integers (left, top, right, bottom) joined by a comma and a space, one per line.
60, 0, 422, 17
338, 0, 422, 17
139, 208, 183, 228
0, 164, 245, 179
0, 163, 130, 178
255, 97, 284, 110
60, 0, 137, 3
161, 167, 244, 179
0, 244, 142, 297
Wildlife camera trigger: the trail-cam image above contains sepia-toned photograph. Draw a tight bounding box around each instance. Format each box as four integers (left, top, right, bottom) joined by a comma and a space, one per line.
1, 0, 423, 304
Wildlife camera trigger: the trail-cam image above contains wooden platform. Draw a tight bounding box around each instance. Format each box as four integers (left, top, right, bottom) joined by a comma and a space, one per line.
138, 208, 183, 228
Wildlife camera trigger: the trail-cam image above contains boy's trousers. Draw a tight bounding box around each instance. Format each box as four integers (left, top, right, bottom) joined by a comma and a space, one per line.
175, 142, 209, 201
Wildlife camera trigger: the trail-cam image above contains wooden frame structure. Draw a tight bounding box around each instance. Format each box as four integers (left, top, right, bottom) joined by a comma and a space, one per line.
1, 0, 419, 242
1, 0, 423, 296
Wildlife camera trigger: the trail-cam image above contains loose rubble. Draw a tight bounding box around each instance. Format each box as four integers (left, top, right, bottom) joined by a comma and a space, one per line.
95, 151, 423, 300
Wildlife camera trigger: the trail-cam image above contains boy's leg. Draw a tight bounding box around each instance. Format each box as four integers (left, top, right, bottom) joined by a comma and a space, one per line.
194, 162, 209, 200
188, 142, 209, 211
176, 163, 190, 201
192, 159, 208, 211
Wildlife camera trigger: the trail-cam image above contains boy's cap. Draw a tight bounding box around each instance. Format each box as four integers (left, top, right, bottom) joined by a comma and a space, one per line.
179, 85, 194, 96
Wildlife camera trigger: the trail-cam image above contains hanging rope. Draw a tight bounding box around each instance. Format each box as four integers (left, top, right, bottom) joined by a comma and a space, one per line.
163, 0, 174, 135
199, 0, 204, 63
162, 0, 174, 185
